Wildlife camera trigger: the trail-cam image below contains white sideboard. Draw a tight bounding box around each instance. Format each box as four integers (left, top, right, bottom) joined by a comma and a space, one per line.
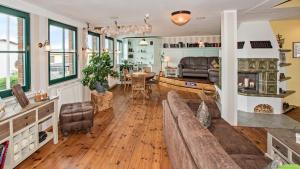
267, 128, 300, 164
0, 97, 59, 168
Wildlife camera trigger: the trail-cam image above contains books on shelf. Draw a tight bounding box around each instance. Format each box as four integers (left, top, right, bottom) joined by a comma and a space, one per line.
0, 141, 9, 169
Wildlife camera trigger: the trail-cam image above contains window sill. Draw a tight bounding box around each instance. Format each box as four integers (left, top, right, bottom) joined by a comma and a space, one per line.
48, 78, 81, 90
2, 90, 35, 106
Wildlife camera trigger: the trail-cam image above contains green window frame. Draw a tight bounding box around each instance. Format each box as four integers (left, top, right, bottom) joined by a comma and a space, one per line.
87, 31, 101, 55
48, 19, 78, 85
105, 36, 114, 66
0, 5, 31, 98
116, 40, 123, 65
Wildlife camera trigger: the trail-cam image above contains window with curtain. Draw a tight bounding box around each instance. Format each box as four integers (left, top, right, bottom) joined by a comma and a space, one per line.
0, 6, 30, 98
87, 31, 100, 58
48, 20, 77, 85
105, 36, 114, 65
116, 40, 123, 64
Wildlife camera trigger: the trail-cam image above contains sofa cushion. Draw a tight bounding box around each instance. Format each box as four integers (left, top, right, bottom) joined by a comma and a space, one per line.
182, 69, 208, 74
195, 57, 208, 66
180, 57, 191, 66
230, 154, 271, 169
196, 101, 211, 128
209, 119, 263, 155
167, 91, 194, 119
178, 114, 240, 169
162, 100, 198, 169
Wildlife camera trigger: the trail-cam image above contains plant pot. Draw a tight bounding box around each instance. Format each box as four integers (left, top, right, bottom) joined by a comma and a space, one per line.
95, 81, 109, 93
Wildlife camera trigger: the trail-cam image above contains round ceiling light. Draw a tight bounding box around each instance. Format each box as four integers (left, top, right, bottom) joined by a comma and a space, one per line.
171, 10, 191, 26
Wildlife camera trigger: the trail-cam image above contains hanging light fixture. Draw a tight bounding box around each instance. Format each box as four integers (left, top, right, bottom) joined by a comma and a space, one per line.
94, 14, 152, 37
171, 10, 191, 26
139, 38, 149, 46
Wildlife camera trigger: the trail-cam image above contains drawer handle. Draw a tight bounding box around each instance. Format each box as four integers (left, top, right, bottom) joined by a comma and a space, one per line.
25, 122, 29, 126
275, 145, 280, 150
47, 109, 50, 113
24, 116, 29, 120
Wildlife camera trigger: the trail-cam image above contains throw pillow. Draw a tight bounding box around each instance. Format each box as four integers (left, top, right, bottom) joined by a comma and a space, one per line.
196, 101, 211, 128
211, 59, 220, 69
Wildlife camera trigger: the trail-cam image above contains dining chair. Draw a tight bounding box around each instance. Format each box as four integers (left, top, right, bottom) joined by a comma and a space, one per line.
146, 74, 159, 96
143, 67, 152, 73
121, 69, 131, 91
131, 73, 148, 102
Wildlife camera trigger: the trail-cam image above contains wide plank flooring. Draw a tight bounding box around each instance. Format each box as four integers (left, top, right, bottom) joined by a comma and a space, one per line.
17, 85, 198, 169
17, 84, 300, 169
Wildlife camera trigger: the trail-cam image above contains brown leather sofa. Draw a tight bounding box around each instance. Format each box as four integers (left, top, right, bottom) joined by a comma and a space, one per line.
162, 91, 271, 169
178, 56, 218, 79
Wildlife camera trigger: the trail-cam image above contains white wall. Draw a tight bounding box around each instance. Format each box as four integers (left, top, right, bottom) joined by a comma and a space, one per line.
237, 21, 279, 58
220, 10, 238, 126
237, 95, 283, 114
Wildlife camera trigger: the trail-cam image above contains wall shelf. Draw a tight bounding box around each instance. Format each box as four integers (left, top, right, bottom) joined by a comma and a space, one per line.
279, 49, 292, 53
238, 90, 295, 98
279, 77, 291, 82
283, 105, 297, 114
279, 90, 296, 98
279, 63, 292, 67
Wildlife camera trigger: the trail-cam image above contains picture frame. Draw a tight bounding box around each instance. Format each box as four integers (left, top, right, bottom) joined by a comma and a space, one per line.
293, 42, 300, 58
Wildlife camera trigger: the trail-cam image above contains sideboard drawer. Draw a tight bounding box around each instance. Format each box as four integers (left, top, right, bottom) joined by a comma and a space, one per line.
272, 138, 288, 157
0, 122, 9, 140
13, 111, 36, 133
292, 153, 300, 164
38, 102, 54, 120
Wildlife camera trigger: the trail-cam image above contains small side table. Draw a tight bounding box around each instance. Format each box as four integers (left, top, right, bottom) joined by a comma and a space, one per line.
91, 91, 113, 113
165, 67, 177, 77
267, 128, 300, 164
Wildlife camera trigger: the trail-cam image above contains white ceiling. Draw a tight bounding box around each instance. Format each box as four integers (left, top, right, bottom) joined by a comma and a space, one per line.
24, 0, 300, 36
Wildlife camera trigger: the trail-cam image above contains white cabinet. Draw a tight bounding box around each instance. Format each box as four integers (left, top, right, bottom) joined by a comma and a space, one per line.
0, 97, 59, 169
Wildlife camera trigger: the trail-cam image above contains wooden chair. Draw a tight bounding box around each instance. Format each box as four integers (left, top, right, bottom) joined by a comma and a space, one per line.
131, 73, 148, 101
143, 67, 152, 73
121, 69, 131, 91
146, 73, 158, 96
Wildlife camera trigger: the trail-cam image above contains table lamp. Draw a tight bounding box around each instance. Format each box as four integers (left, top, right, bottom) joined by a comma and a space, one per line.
164, 56, 170, 68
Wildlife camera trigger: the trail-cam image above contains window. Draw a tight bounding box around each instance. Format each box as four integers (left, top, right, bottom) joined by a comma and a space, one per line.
105, 36, 114, 65
116, 40, 123, 64
48, 20, 77, 85
0, 6, 30, 98
87, 31, 100, 58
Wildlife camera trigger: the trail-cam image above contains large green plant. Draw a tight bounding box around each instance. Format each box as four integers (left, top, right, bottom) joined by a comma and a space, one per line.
81, 52, 118, 91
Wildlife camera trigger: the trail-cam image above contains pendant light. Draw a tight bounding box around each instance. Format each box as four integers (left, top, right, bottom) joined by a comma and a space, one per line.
171, 10, 191, 26
139, 38, 149, 46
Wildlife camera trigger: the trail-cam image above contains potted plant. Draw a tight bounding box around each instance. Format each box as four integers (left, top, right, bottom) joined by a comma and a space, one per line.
120, 60, 132, 71
81, 52, 118, 93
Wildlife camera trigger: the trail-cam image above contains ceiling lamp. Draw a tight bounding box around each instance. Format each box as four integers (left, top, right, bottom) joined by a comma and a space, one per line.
171, 10, 191, 26
139, 38, 148, 46
94, 14, 152, 37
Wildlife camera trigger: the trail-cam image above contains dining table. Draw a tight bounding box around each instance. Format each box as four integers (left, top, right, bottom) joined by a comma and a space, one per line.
126, 72, 156, 80
126, 72, 156, 98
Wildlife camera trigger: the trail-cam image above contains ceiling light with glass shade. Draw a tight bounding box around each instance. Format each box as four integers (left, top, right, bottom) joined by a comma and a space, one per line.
139, 38, 149, 46
171, 10, 191, 26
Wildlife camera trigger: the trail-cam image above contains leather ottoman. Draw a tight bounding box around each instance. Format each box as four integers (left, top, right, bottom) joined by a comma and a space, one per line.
60, 102, 94, 136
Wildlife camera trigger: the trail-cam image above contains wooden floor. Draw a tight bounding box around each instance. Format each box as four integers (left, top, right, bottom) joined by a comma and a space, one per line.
17, 84, 300, 169
17, 85, 198, 169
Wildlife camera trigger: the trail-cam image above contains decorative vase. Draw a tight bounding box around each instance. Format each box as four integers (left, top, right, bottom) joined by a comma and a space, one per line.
95, 81, 109, 93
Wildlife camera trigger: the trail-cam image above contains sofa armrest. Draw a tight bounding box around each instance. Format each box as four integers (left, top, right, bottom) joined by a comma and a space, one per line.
178, 64, 183, 78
